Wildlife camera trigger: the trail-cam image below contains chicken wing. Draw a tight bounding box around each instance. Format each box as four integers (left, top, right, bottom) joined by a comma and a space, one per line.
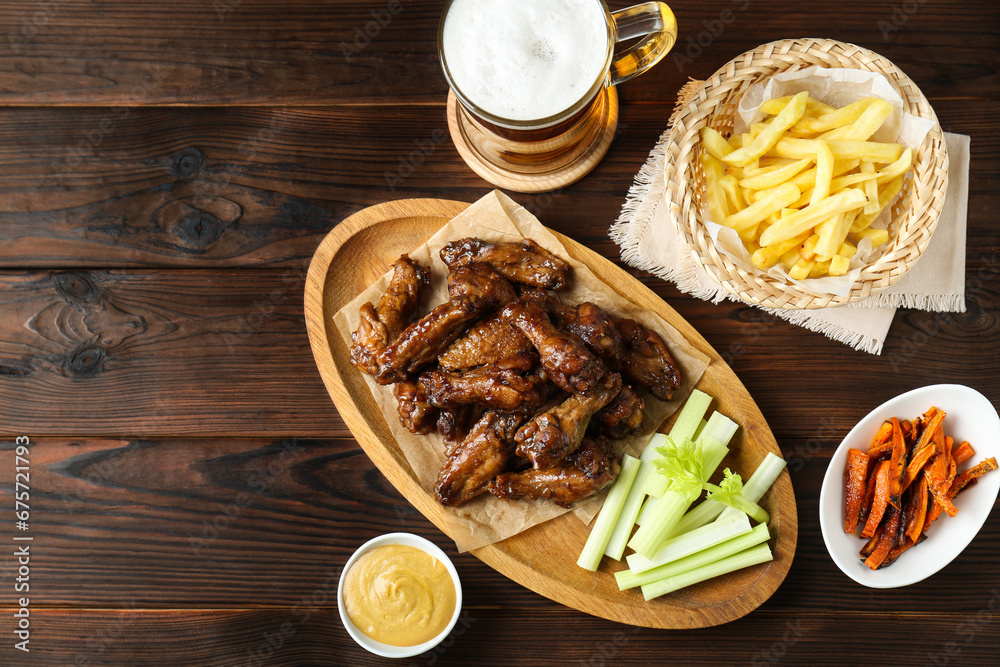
447, 262, 517, 310
502, 299, 604, 394
488, 435, 620, 508
517, 291, 622, 365
375, 294, 485, 384
440, 238, 570, 290
437, 311, 535, 372
419, 355, 548, 413
592, 384, 645, 439
350, 255, 430, 375
435, 411, 524, 506
393, 379, 438, 435
614, 317, 681, 401
515, 372, 621, 469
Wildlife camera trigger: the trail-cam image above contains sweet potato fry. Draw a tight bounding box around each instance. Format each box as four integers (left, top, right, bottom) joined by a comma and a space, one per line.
864, 505, 901, 570
904, 476, 929, 544
901, 442, 935, 492
949, 457, 999, 497
953, 441, 975, 465
843, 448, 870, 533
861, 460, 892, 538
888, 417, 907, 509
912, 408, 946, 456
866, 421, 895, 459
845, 404, 997, 570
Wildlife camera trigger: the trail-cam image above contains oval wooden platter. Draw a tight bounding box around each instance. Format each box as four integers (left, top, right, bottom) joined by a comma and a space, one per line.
304, 198, 797, 629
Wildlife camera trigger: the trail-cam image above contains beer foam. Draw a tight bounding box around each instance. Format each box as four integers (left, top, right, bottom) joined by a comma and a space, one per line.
442, 0, 609, 123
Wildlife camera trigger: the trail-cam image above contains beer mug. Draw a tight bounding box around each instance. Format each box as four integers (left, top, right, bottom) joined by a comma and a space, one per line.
439, 0, 677, 192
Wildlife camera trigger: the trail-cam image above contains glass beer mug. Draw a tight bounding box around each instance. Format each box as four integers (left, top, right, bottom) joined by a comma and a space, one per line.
439, 0, 677, 192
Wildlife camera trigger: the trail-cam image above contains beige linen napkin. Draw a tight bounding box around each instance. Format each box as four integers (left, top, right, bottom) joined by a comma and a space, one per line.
610, 132, 970, 355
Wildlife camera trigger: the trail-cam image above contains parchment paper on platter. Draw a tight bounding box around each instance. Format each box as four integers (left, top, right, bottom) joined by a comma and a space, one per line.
333, 191, 710, 551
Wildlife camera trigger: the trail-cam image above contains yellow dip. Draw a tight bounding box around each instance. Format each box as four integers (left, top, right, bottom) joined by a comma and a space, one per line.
343, 544, 456, 647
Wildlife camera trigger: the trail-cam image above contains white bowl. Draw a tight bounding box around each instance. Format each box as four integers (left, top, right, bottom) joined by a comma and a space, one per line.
819, 384, 1000, 588
338, 532, 463, 658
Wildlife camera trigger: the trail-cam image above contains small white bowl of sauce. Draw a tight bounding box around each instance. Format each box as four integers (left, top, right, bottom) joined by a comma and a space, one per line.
338, 532, 463, 658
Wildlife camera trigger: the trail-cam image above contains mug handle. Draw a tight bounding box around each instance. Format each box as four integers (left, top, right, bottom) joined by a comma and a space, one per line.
608, 2, 677, 86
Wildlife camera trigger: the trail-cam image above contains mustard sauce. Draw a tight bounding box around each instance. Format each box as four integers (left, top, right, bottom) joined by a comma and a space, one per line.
343, 544, 456, 647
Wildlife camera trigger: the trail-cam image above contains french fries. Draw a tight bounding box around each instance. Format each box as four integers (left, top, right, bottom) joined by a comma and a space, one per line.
699, 92, 912, 279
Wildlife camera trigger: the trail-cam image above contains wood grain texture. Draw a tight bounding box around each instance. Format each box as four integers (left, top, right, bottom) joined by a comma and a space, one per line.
0, 270, 346, 437
0, 436, 993, 612
0, 0, 997, 661
0, 100, 995, 267
6, 606, 1000, 666
0, 1, 996, 105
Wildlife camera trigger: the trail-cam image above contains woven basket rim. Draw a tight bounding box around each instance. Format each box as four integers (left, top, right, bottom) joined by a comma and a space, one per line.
664, 37, 949, 310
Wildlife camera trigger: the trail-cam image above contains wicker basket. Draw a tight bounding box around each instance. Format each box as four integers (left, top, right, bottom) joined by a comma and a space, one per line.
665, 38, 949, 309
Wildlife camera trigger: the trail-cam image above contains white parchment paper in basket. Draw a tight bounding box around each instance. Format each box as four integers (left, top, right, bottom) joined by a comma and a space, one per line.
703, 66, 937, 298
332, 191, 710, 552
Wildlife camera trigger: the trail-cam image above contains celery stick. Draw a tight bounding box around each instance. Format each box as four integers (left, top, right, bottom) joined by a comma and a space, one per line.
635, 493, 657, 526
640, 542, 774, 600
616, 523, 770, 590
604, 439, 664, 560
666, 451, 787, 537
742, 452, 787, 502
692, 418, 708, 442
668, 389, 713, 442
577, 455, 641, 571
700, 411, 739, 453
642, 466, 669, 498
625, 511, 751, 574
626, 488, 693, 559
632, 420, 735, 558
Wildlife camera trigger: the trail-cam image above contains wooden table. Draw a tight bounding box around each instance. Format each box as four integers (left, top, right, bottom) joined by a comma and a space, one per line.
1, 1, 997, 664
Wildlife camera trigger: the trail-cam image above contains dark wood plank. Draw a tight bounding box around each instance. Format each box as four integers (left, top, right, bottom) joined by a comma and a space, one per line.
2, 437, 997, 614
5, 606, 1000, 666
0, 270, 346, 437
1, 252, 995, 438
1, 1, 996, 105
0, 99, 996, 267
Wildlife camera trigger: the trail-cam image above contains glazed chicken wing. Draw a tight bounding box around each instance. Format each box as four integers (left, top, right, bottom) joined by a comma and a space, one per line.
393, 379, 438, 435
517, 291, 622, 365
515, 373, 621, 469
488, 435, 620, 508
350, 255, 430, 375
419, 355, 548, 413
440, 238, 570, 290
502, 299, 604, 394
447, 262, 517, 310
437, 311, 535, 372
435, 411, 524, 506
592, 384, 645, 439
375, 294, 485, 384
614, 317, 681, 401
